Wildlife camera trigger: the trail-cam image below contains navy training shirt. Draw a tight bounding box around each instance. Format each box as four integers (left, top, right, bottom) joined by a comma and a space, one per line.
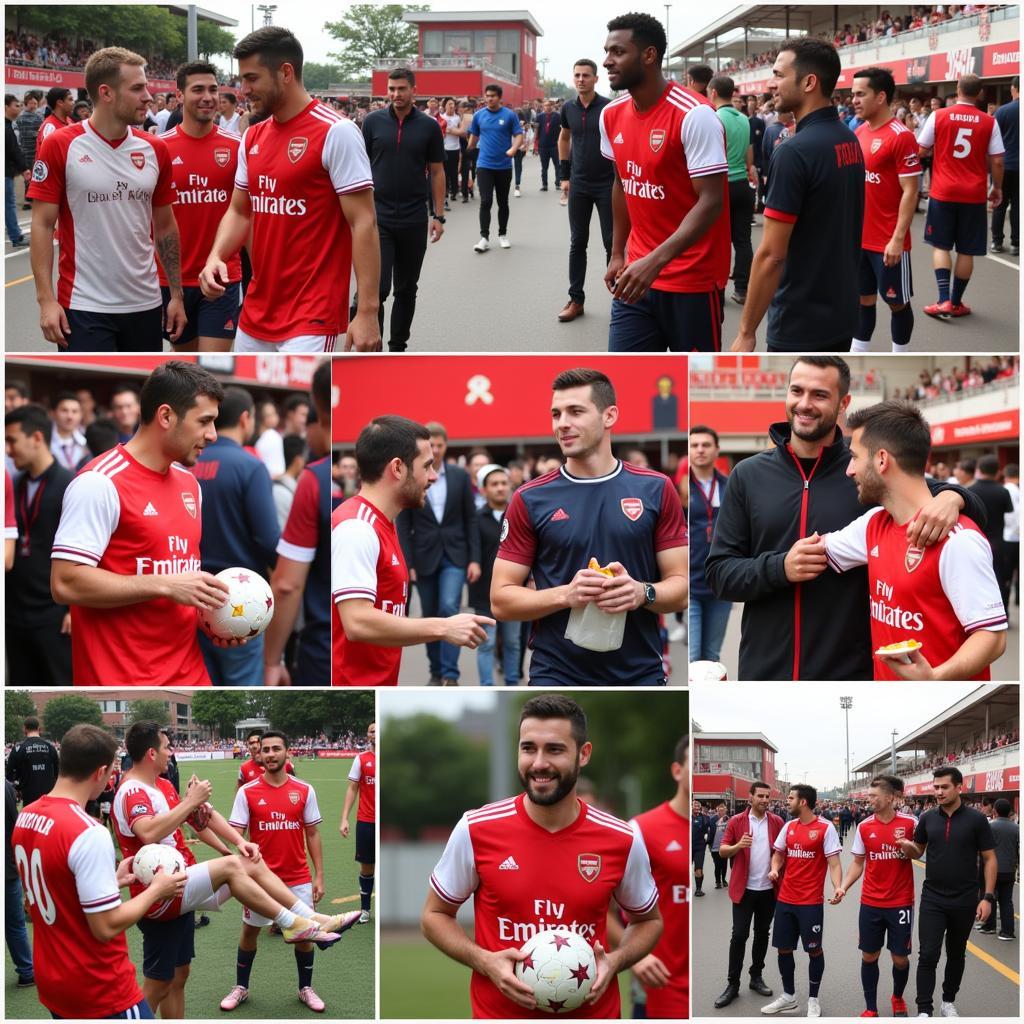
497, 460, 686, 685
763, 105, 864, 351
560, 93, 614, 192
995, 97, 1018, 172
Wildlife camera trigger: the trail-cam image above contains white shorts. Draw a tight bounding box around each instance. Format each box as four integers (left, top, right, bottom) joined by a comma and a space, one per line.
179, 860, 231, 915
242, 880, 312, 928
234, 328, 339, 353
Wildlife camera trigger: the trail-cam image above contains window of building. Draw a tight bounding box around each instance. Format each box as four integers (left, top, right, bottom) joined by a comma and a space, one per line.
423, 30, 443, 54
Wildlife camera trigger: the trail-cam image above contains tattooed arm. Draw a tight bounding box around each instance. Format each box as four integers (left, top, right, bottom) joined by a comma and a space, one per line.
153, 203, 186, 343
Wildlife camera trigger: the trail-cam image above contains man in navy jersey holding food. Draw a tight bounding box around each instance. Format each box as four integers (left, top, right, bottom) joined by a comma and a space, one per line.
491, 368, 687, 685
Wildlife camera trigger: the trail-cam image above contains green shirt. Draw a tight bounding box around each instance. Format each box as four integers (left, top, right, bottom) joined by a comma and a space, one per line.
717, 105, 750, 183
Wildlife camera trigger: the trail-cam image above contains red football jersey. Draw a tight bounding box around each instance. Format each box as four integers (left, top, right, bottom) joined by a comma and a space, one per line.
599, 82, 730, 292
157, 124, 242, 286
13, 795, 144, 1018
633, 802, 688, 1019
856, 119, 921, 252
331, 495, 409, 685
825, 508, 1007, 680
430, 794, 658, 1019
852, 812, 917, 908
51, 445, 211, 686
5, 470, 17, 541
774, 816, 841, 906
919, 103, 1004, 203
229, 776, 321, 887
237, 757, 296, 785
348, 750, 376, 822
38, 112, 71, 143
235, 99, 373, 341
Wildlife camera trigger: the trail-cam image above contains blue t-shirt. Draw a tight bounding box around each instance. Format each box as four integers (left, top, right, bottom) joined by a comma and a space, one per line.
469, 106, 522, 170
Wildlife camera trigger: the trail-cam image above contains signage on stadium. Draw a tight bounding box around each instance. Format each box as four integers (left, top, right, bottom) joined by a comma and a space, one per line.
902, 764, 1019, 795
930, 409, 1020, 445
5, 66, 176, 92
314, 750, 362, 758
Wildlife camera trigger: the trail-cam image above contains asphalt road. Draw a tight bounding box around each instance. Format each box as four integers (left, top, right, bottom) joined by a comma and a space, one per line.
692, 829, 1020, 1018
5, 170, 1018, 352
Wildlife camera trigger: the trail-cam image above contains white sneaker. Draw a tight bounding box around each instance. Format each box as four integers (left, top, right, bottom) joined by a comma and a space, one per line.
939, 1003, 959, 1017
498, 235, 511, 249
514, 186, 521, 197
761, 994, 799, 1015
806, 997, 821, 1017
473, 237, 490, 253
359, 909, 370, 924
917, 1014, 931, 1018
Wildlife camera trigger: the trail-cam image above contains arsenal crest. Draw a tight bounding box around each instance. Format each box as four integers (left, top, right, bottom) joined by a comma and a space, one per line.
808, 829, 819, 840
213, 147, 231, 167
287, 137, 308, 163
905, 545, 924, 573
621, 497, 643, 522
182, 492, 197, 519
649, 129, 666, 153
893, 827, 906, 840
130, 151, 146, 170
578, 854, 601, 882
871, 138, 883, 154
288, 791, 300, 805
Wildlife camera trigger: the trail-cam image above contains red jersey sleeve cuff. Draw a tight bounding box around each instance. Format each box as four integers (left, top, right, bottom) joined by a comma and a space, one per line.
495, 549, 534, 568
764, 207, 798, 223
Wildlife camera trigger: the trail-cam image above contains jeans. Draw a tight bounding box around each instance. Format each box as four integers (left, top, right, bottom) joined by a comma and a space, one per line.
539, 148, 560, 187
478, 620, 521, 685
6, 874, 34, 981
567, 187, 613, 305
728, 887, 776, 985
5, 176, 25, 244
444, 150, 461, 199
689, 595, 732, 663
477, 167, 512, 238
416, 554, 467, 680
991, 167, 1018, 246
377, 220, 428, 352
728, 178, 755, 294
198, 630, 264, 686
915, 897, 976, 1013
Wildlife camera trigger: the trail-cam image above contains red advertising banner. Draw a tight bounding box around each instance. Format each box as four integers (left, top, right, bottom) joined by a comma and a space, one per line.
313, 749, 361, 758
930, 408, 1020, 446
5, 66, 176, 92
903, 765, 1019, 796
332, 356, 687, 443
689, 400, 777, 435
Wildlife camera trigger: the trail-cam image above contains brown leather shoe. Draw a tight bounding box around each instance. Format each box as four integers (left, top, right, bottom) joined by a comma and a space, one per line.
558, 301, 584, 322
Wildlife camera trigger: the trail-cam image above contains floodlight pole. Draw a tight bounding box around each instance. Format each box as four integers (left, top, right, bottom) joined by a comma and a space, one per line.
840, 696, 853, 790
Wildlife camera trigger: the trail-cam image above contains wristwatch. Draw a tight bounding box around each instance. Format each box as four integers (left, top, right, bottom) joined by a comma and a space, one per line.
982, 892, 996, 904
433, 215, 446, 223
642, 582, 656, 606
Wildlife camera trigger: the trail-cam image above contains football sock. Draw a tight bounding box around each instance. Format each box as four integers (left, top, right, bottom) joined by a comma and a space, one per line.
295, 948, 315, 989
274, 909, 298, 929
951, 276, 970, 306
856, 302, 877, 342
778, 951, 795, 996
890, 304, 914, 351
861, 959, 880, 1012
851, 338, 872, 352
236, 947, 256, 989
892, 962, 910, 997
934, 267, 951, 304
359, 873, 375, 912
695, 874, 703, 893
808, 953, 825, 998
290, 899, 316, 919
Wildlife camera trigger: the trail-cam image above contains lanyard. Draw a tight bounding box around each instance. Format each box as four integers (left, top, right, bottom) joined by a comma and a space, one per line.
16, 474, 46, 558
691, 470, 718, 543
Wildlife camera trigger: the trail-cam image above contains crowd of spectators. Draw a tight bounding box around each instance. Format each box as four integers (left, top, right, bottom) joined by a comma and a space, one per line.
891, 356, 1019, 402
6, 29, 184, 80
895, 730, 1019, 775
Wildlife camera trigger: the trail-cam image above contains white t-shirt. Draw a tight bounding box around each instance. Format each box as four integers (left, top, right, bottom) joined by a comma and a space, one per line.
255, 428, 285, 478
442, 113, 462, 152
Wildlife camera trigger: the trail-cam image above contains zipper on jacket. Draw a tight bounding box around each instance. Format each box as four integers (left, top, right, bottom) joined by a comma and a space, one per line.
785, 445, 824, 680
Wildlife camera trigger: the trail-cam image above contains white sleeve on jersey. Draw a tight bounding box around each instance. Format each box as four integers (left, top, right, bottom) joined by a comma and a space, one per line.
618, 822, 659, 914
323, 118, 374, 195
917, 112, 936, 148
598, 105, 613, 161
429, 814, 478, 906
332, 517, 381, 603
228, 786, 250, 831
822, 821, 841, 857
681, 103, 729, 177
235, 126, 249, 191
68, 821, 122, 914
303, 784, 323, 826
988, 118, 1006, 156
51, 471, 120, 566
823, 506, 883, 573
938, 527, 1009, 633
348, 757, 363, 783
773, 826, 789, 852
851, 822, 866, 857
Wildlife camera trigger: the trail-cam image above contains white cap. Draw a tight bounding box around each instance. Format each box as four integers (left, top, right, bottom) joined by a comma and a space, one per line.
476, 463, 506, 490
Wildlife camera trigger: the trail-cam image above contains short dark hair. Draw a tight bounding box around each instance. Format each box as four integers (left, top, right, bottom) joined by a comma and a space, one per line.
994, 798, 1011, 817
869, 773, 902, 796
1012, 77, 1019, 91
46, 86, 72, 109
686, 63, 714, 87
110, 382, 140, 402
932, 766, 963, 785
790, 783, 817, 809
854, 66, 896, 105
1003, 462, 1019, 478
284, 394, 310, 417
520, 694, 588, 750
791, 356, 852, 398
282, 433, 305, 467
24, 716, 40, 731
709, 75, 735, 100
222, 91, 237, 105
425, 421, 447, 441
750, 780, 771, 795
246, 729, 263, 743
607, 12, 668, 63
58, 724, 118, 779
260, 730, 289, 749
957, 457, 977, 476
5, 94, 17, 107
139, 361, 224, 425
5, 379, 29, 400
977, 453, 1000, 477
312, 359, 330, 418
388, 67, 415, 86
233, 26, 304, 80
958, 73, 983, 99
846, 400, 932, 476
84, 418, 119, 458
176, 60, 219, 91
125, 721, 164, 763
552, 368, 616, 411
779, 37, 842, 97
6, 404, 53, 445
54, 390, 79, 407
215, 386, 255, 429
355, 415, 431, 484
689, 424, 720, 446
675, 735, 689, 765
484, 83, 503, 97
574, 58, 598, 74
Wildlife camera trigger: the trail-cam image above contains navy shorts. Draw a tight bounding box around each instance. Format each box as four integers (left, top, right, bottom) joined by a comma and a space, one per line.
858, 903, 913, 955
859, 248, 913, 305
355, 819, 375, 865
65, 306, 164, 352
137, 910, 195, 981
52, 998, 154, 1019
161, 283, 240, 345
924, 197, 988, 255
609, 287, 723, 352
772, 900, 825, 952
692, 846, 707, 868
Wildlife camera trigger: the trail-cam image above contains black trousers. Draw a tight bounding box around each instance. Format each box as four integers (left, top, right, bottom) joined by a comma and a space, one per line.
728, 887, 776, 985
991, 167, 1018, 246
477, 167, 512, 238
728, 178, 755, 294
461, 147, 477, 195
6, 620, 72, 684
567, 187, 613, 305
377, 221, 428, 352
979, 871, 1016, 936
539, 147, 560, 187
711, 850, 727, 886
444, 150, 461, 199
915, 897, 976, 1013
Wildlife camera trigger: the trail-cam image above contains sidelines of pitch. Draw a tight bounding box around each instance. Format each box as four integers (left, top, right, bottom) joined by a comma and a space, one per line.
3, 757, 375, 1020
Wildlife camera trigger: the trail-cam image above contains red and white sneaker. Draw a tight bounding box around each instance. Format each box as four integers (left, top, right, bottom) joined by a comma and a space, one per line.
220, 985, 249, 1011
298, 986, 326, 1013
947, 301, 971, 317
923, 300, 954, 318
860, 1012, 879, 1018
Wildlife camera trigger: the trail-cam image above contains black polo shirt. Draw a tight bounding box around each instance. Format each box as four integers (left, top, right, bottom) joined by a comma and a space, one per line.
559, 93, 614, 194
763, 104, 864, 352
914, 803, 994, 908
361, 105, 444, 225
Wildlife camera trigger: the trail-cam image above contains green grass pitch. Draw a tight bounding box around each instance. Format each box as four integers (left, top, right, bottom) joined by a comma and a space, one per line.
5, 757, 374, 1019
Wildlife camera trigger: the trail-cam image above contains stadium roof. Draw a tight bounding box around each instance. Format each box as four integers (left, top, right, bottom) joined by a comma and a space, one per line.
165, 4, 238, 27
403, 10, 543, 37
853, 684, 1018, 773
694, 731, 779, 753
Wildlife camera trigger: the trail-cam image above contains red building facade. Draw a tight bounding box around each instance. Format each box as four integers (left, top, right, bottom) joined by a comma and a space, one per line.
693, 732, 780, 802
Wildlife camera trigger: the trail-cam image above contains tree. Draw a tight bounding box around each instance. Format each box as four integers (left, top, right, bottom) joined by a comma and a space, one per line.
191, 691, 249, 738
195, 21, 235, 60
43, 695, 104, 742
540, 78, 573, 101
127, 699, 170, 728
267, 692, 374, 738
302, 61, 346, 91
5, 691, 37, 743
324, 5, 429, 80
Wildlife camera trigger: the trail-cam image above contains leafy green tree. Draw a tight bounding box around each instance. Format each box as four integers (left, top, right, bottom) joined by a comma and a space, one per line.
5, 691, 37, 743
43, 695, 104, 742
324, 4, 429, 80
267, 692, 374, 738
302, 62, 346, 91
540, 78, 573, 101
195, 21, 235, 60
191, 691, 248, 737
127, 699, 170, 728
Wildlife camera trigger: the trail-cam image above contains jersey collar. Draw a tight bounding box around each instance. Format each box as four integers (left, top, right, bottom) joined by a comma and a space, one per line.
796, 105, 840, 133
515, 792, 589, 836
559, 460, 622, 484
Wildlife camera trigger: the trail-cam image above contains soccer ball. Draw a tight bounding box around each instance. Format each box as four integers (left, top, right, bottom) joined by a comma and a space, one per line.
514, 929, 597, 1013
199, 567, 275, 640
132, 843, 186, 886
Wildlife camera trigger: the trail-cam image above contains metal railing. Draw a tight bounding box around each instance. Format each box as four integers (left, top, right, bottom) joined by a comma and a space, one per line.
373, 55, 519, 84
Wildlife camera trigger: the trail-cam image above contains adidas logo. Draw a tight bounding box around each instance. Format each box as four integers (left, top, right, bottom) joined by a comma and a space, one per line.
257, 798, 266, 806
869, 832, 876, 838
223, 319, 234, 330
143, 501, 158, 516
551, 508, 570, 522
172, 155, 184, 165
249, 144, 259, 155
666, 839, 683, 852
870, 545, 879, 557
78, 153, 93, 163
614, 132, 624, 144
391, 553, 400, 566
498, 856, 520, 871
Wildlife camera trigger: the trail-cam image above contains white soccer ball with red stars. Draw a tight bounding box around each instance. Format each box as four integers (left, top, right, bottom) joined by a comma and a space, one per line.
200, 567, 275, 640
132, 843, 186, 886
514, 928, 597, 1013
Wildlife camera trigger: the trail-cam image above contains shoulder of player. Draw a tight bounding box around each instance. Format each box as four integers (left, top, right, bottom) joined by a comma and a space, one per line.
130, 126, 169, 152
583, 801, 636, 839
464, 796, 519, 826
516, 467, 563, 496
602, 92, 633, 119
170, 462, 200, 488
331, 500, 383, 537
622, 462, 673, 488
